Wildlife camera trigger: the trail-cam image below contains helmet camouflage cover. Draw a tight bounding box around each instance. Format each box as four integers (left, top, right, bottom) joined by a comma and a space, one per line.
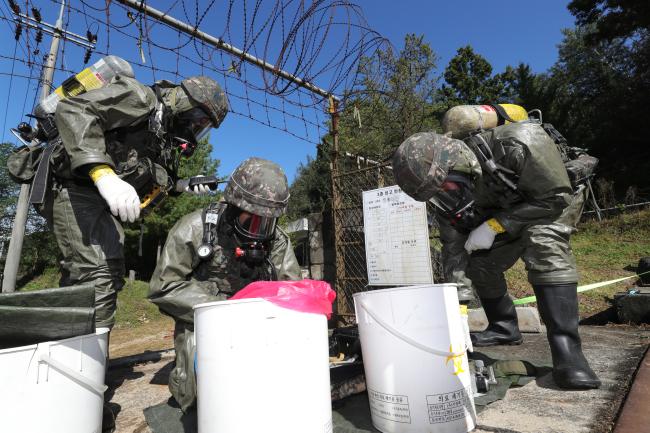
392, 132, 480, 201
223, 157, 290, 218
180, 76, 229, 128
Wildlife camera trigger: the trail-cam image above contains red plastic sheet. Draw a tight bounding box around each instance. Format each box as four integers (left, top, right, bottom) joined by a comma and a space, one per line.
231, 279, 336, 318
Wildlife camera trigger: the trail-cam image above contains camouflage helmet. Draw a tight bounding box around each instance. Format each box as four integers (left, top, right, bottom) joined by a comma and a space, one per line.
223, 157, 290, 218
179, 76, 229, 128
392, 132, 480, 201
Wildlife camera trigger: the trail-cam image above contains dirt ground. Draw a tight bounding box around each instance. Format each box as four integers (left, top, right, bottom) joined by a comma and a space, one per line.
110, 318, 175, 359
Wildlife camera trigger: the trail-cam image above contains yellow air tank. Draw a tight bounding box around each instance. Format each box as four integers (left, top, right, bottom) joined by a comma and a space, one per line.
33, 55, 134, 119
442, 104, 528, 138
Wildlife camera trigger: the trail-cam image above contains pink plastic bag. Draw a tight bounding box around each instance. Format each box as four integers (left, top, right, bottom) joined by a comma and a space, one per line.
231, 279, 336, 318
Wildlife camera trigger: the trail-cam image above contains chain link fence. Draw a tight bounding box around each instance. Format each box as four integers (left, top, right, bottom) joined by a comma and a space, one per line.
331, 156, 443, 317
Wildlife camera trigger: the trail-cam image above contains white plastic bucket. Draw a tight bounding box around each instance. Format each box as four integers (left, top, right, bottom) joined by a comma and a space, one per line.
354, 285, 476, 433
194, 298, 332, 433
0, 328, 109, 433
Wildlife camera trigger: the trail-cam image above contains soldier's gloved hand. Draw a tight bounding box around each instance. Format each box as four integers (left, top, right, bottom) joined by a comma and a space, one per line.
464, 218, 505, 254
185, 183, 210, 195
90, 165, 141, 223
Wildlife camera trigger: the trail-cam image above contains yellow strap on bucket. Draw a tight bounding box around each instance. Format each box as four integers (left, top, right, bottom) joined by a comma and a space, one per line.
357, 299, 467, 358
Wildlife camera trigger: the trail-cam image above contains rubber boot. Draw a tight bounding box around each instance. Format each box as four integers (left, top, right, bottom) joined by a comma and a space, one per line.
534, 283, 601, 390
470, 293, 523, 347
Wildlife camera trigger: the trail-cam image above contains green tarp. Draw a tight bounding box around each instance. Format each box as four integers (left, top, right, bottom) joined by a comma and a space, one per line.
0, 284, 96, 348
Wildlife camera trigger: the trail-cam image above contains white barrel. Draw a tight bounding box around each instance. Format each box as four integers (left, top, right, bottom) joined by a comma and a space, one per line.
0, 329, 109, 433
194, 298, 333, 433
354, 285, 476, 433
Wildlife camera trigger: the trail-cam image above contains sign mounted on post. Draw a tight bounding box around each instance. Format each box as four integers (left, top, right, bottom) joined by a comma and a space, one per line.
362, 185, 433, 286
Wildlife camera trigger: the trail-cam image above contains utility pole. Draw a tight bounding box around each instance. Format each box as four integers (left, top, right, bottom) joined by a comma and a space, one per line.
2, 0, 93, 292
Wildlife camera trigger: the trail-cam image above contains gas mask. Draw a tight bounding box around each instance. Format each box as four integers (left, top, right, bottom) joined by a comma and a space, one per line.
229, 207, 277, 266
429, 171, 480, 230
170, 106, 214, 157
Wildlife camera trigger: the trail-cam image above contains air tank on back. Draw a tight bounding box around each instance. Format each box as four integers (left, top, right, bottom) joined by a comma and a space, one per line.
442, 104, 528, 138
33, 55, 134, 120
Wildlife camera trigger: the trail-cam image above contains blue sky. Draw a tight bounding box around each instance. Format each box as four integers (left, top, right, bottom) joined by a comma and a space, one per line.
0, 1, 575, 184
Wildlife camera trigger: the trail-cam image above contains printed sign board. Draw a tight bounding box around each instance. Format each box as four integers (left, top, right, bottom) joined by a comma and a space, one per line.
362, 185, 433, 286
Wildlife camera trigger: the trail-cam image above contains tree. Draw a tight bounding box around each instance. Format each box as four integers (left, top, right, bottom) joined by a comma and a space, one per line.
0, 142, 19, 278
286, 143, 332, 220
568, 0, 650, 42
288, 38, 537, 219
338, 34, 441, 159
528, 24, 649, 191
0, 142, 18, 238
561, 0, 650, 192
440, 46, 516, 107
288, 34, 442, 218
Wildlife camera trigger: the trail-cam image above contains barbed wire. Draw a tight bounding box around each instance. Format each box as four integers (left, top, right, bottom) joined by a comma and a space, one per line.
1, 0, 389, 146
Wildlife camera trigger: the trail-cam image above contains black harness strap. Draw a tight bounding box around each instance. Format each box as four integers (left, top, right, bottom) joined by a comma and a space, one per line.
29, 138, 60, 205
466, 133, 519, 192
490, 103, 518, 125
199, 202, 227, 257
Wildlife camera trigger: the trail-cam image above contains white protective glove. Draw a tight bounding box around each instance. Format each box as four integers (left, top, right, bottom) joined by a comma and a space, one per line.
185, 183, 210, 195
93, 167, 141, 223
464, 219, 504, 254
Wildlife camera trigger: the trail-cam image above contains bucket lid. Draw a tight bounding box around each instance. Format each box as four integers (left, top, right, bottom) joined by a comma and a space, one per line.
352, 283, 458, 299
193, 297, 269, 311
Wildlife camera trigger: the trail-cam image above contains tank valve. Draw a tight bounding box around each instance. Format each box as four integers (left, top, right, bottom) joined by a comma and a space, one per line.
473, 360, 497, 394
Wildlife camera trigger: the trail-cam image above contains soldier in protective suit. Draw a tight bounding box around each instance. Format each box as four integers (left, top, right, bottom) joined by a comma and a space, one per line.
148, 157, 301, 411
391, 111, 601, 390
48, 74, 228, 329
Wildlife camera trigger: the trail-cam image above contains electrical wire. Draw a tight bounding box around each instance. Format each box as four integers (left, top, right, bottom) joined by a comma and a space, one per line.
1, 40, 19, 142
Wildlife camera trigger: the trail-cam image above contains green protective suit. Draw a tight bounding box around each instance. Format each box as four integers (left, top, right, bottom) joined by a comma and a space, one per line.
50, 75, 177, 328
439, 122, 583, 300
148, 205, 301, 411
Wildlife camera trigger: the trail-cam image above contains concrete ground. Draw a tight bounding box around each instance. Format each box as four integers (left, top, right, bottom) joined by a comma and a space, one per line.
106, 325, 649, 433
468, 326, 648, 433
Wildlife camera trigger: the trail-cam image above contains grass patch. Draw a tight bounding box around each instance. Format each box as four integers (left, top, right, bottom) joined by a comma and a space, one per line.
17, 268, 167, 329
506, 208, 650, 319
19, 267, 61, 291
114, 279, 168, 329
